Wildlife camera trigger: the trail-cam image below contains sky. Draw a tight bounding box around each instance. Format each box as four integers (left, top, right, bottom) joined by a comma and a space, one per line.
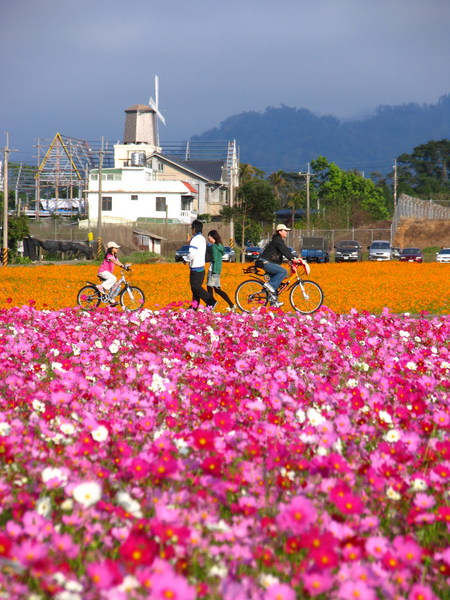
1, 0, 450, 165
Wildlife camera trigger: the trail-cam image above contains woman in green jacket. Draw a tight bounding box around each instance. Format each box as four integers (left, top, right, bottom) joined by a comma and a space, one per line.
206, 230, 235, 310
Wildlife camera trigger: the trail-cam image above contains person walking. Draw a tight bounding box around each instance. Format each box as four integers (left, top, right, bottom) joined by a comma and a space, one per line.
258, 224, 301, 307
206, 230, 235, 311
183, 220, 216, 310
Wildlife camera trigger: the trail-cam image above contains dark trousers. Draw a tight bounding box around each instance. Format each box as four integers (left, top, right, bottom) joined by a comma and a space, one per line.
190, 269, 214, 308
207, 285, 234, 308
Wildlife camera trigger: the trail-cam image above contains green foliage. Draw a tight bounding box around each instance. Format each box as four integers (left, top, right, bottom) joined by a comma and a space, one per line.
310, 156, 390, 225
234, 221, 262, 246
6, 215, 31, 251
222, 176, 277, 251
397, 139, 450, 198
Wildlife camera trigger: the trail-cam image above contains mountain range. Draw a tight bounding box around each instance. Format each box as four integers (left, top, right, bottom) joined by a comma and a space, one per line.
192, 94, 450, 176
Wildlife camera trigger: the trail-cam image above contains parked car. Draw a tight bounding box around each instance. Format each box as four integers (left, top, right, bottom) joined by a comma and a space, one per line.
222, 246, 236, 262
174, 244, 190, 262
436, 248, 450, 263
399, 247, 423, 263
334, 240, 362, 262
244, 246, 263, 262
392, 247, 401, 260
368, 240, 393, 261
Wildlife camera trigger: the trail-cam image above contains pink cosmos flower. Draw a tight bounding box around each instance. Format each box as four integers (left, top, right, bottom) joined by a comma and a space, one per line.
409, 583, 439, 600
87, 559, 123, 589
276, 495, 317, 534
264, 583, 296, 600
150, 570, 196, 600
366, 536, 389, 558
413, 493, 436, 509
302, 571, 333, 596
393, 536, 423, 566
12, 540, 48, 566
337, 579, 376, 600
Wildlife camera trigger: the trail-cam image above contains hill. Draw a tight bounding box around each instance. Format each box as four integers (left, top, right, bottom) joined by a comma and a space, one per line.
192, 94, 450, 175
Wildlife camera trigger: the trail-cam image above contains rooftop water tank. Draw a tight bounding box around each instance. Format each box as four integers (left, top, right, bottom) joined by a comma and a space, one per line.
130, 151, 146, 167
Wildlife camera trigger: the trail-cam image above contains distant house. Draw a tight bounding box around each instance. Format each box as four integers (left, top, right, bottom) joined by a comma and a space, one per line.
86, 166, 197, 224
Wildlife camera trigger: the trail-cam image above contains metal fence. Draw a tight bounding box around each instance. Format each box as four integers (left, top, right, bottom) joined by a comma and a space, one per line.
391, 194, 450, 241
286, 228, 393, 250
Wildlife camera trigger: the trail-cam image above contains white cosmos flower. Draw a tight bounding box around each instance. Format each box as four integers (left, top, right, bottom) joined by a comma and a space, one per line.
307, 407, 326, 426
295, 409, 306, 423
347, 378, 359, 388
94, 340, 103, 348
411, 478, 428, 491
36, 496, 52, 517
0, 422, 11, 436
109, 340, 120, 354
42, 467, 68, 486
399, 330, 410, 338
91, 425, 108, 442
406, 361, 417, 371
60, 423, 76, 435
379, 410, 393, 424
32, 400, 46, 412
72, 481, 102, 508
386, 487, 401, 501
116, 491, 143, 518
384, 429, 401, 443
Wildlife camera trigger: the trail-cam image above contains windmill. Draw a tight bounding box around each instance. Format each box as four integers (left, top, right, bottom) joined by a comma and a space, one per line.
148, 75, 166, 147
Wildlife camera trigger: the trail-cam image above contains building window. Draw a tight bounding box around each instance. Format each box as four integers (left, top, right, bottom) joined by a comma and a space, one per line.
102, 197, 112, 211
131, 194, 138, 201
181, 197, 192, 211
91, 173, 98, 181
158, 162, 164, 172
156, 197, 166, 212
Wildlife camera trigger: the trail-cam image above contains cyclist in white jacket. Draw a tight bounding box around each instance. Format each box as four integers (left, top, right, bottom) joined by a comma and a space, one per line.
183, 220, 216, 310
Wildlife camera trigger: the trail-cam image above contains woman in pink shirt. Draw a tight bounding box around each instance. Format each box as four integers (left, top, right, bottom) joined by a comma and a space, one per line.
97, 241, 126, 297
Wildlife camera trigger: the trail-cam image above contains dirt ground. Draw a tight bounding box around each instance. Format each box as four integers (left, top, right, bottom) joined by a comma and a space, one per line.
394, 219, 450, 249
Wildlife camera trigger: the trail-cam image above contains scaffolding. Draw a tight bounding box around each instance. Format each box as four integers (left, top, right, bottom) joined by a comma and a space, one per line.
6, 134, 115, 218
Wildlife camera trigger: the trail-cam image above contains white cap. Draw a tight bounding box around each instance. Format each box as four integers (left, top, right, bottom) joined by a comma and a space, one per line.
107, 241, 120, 249
276, 224, 291, 232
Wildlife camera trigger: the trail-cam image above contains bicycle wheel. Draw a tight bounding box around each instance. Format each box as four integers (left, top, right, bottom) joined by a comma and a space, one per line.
120, 286, 145, 311
77, 285, 101, 311
289, 280, 324, 314
235, 279, 269, 313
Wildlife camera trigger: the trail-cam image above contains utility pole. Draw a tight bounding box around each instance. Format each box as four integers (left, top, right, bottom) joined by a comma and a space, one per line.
299, 163, 311, 235
393, 159, 398, 208
1, 133, 17, 267
96, 137, 104, 258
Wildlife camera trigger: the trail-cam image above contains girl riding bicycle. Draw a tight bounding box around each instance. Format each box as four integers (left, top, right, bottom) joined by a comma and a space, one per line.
97, 242, 127, 300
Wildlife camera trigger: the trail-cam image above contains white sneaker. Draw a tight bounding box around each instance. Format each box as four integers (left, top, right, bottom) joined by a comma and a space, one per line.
263, 282, 276, 293
271, 301, 284, 308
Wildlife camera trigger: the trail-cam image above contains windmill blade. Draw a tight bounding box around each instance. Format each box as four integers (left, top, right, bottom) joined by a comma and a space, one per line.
148, 74, 165, 125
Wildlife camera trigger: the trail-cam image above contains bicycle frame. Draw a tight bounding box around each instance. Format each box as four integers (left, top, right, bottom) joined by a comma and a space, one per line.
242, 262, 308, 296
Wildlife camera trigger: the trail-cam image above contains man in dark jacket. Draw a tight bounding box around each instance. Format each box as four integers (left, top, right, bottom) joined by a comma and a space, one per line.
259, 224, 299, 307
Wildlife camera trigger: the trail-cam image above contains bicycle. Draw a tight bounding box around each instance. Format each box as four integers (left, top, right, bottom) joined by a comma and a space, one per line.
77, 265, 146, 312
235, 261, 324, 314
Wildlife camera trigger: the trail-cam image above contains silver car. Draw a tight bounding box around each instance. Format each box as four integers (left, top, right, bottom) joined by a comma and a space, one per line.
368, 240, 393, 261
436, 248, 450, 263
222, 246, 236, 262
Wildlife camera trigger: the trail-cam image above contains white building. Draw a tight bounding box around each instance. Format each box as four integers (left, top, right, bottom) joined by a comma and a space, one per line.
87, 165, 197, 224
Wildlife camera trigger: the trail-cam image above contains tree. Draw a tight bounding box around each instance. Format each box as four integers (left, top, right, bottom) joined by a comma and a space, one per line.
221, 178, 276, 260
397, 139, 450, 198
310, 156, 389, 225
6, 215, 30, 252
239, 163, 265, 183
268, 170, 287, 208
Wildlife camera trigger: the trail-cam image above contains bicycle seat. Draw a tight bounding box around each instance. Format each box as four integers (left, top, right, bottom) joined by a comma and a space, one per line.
243, 265, 264, 275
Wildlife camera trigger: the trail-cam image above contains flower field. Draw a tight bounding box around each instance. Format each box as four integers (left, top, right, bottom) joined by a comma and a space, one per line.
0, 261, 449, 313
0, 264, 449, 599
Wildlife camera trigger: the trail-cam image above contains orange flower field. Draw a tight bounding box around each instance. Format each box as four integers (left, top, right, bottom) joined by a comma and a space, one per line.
1, 262, 449, 314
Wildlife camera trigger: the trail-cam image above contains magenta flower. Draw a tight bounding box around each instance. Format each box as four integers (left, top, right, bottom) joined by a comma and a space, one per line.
276, 495, 317, 534
264, 582, 296, 600
302, 570, 333, 596
87, 559, 123, 589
